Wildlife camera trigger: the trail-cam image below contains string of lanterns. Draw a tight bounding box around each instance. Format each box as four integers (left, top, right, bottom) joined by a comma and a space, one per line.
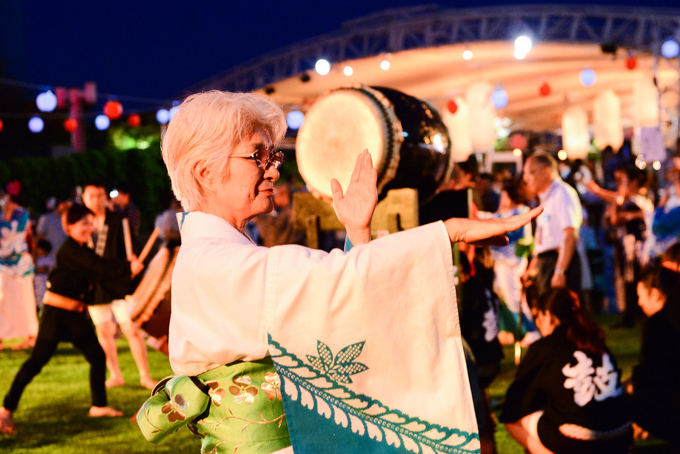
0, 78, 180, 134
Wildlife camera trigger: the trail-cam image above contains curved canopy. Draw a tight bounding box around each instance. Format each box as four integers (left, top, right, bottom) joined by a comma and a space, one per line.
192, 5, 680, 137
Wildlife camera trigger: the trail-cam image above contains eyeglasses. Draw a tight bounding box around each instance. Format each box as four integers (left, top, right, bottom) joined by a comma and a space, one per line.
230, 148, 284, 170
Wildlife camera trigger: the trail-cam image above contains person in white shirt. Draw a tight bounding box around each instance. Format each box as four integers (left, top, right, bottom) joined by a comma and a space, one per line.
522, 152, 583, 296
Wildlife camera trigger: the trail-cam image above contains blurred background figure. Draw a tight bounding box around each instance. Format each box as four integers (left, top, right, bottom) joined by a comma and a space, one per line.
0, 181, 38, 351
34, 196, 71, 263
480, 181, 539, 346
253, 182, 306, 247
112, 183, 141, 237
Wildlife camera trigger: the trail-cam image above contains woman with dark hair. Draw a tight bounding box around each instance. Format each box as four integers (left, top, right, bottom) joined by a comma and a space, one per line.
0, 181, 38, 351
630, 264, 680, 445
0, 204, 144, 434
501, 288, 631, 453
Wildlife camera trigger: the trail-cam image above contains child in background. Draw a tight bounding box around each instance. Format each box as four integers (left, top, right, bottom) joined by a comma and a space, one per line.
33, 239, 52, 309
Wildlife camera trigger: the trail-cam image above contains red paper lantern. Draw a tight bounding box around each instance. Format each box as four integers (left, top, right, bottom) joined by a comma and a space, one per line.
626, 55, 637, 70
447, 99, 458, 114
0, 119, 3, 133
127, 113, 141, 128
64, 118, 78, 133
103, 100, 123, 120
539, 81, 551, 96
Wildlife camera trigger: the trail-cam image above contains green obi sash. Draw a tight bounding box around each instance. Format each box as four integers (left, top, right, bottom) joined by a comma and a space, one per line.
137, 357, 290, 453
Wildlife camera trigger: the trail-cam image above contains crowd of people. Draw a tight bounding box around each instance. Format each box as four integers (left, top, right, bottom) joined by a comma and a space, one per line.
0, 91, 677, 453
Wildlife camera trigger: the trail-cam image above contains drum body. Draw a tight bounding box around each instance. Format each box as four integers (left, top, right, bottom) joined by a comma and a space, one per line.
296, 85, 454, 202
128, 246, 178, 354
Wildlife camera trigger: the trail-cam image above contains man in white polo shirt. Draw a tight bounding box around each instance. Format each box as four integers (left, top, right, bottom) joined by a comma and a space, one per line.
522, 152, 583, 296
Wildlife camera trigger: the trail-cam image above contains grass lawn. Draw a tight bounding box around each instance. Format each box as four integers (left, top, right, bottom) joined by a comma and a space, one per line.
0, 314, 672, 453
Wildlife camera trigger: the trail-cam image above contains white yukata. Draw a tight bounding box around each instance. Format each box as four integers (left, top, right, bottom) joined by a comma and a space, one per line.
169, 211, 479, 454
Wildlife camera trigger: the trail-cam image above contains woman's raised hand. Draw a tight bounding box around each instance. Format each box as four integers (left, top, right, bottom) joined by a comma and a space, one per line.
331, 150, 378, 245
444, 206, 543, 246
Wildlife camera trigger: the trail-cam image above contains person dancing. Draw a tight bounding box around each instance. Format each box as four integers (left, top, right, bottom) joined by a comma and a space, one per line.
136, 90, 542, 453
0, 204, 144, 434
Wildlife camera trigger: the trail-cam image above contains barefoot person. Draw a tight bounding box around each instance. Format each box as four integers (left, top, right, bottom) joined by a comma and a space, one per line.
0, 204, 144, 434
136, 91, 542, 453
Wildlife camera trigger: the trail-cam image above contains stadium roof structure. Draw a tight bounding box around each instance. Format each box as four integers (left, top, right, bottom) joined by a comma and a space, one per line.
190, 4, 680, 135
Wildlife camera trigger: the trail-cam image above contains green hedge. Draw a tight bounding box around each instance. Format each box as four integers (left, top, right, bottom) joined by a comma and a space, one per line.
0, 144, 173, 233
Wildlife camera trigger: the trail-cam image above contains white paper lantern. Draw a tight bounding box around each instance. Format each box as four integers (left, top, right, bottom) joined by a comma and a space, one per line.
562, 106, 590, 159
593, 90, 624, 150
634, 78, 659, 127
156, 109, 170, 124
36, 91, 57, 112
28, 116, 44, 133
442, 96, 473, 161
95, 114, 110, 131
466, 82, 496, 150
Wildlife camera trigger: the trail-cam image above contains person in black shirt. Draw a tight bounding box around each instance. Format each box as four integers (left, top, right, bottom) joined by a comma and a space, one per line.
501, 288, 631, 453
630, 264, 680, 446
0, 204, 143, 434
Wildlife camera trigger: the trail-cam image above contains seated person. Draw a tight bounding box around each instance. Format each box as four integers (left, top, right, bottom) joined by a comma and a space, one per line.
458, 252, 504, 454
500, 288, 631, 454
630, 264, 680, 446
0, 204, 144, 434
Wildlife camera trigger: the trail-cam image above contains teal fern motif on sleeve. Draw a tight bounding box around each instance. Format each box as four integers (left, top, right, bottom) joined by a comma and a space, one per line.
269, 337, 480, 454
306, 341, 368, 384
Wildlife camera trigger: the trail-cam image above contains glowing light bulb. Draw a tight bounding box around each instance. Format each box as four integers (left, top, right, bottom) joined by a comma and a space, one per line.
343, 66, 353, 76
156, 109, 170, 124
514, 36, 532, 54
380, 60, 390, 70
463, 50, 473, 60
315, 59, 330, 75
558, 150, 568, 160
513, 148, 523, 157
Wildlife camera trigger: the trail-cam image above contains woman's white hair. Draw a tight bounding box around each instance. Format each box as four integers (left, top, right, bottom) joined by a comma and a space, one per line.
161, 91, 286, 211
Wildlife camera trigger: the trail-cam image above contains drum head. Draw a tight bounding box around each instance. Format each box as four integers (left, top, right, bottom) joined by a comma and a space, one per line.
296, 89, 391, 200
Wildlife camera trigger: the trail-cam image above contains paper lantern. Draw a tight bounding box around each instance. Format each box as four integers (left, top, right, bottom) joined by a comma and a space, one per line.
156, 109, 170, 124
662, 39, 680, 59
64, 118, 78, 133
466, 82, 497, 150
36, 91, 57, 112
95, 115, 110, 130
593, 90, 624, 150
491, 86, 508, 109
286, 110, 305, 130
441, 96, 473, 161
580, 69, 596, 87
634, 78, 660, 127
28, 117, 44, 133
447, 99, 458, 114
539, 81, 551, 96
127, 114, 141, 128
103, 100, 123, 120
562, 106, 590, 159
626, 55, 637, 70
508, 132, 528, 150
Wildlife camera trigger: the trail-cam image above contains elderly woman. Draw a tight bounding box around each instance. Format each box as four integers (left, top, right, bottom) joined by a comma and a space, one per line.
137, 91, 540, 454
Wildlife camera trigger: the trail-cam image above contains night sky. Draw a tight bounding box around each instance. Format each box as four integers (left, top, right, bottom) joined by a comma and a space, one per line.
13, 0, 680, 109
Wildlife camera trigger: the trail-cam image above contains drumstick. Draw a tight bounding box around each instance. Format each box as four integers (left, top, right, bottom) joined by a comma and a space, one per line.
122, 218, 133, 260
138, 227, 160, 263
